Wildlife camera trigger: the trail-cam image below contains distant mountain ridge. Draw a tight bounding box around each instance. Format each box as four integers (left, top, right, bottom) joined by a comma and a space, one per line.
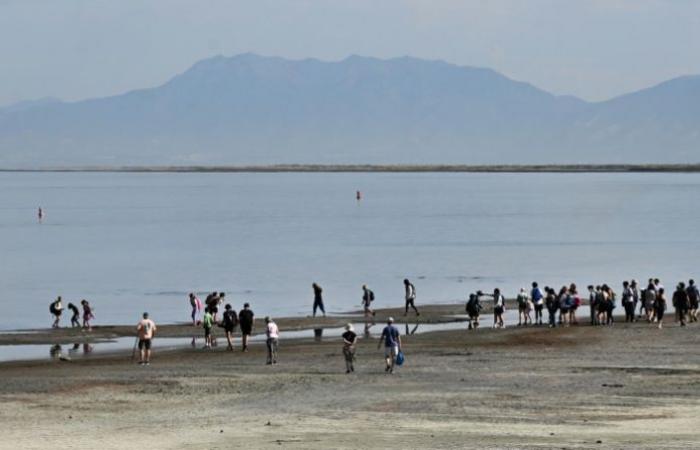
0, 54, 698, 167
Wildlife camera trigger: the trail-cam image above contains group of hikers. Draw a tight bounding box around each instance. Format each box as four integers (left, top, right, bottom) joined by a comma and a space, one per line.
49, 296, 95, 331
464, 278, 700, 331
49, 275, 699, 371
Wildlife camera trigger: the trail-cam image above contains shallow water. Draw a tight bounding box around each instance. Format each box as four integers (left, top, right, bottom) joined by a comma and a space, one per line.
1, 172, 699, 330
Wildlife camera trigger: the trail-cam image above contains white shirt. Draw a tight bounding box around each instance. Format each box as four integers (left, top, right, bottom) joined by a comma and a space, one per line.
266, 322, 279, 339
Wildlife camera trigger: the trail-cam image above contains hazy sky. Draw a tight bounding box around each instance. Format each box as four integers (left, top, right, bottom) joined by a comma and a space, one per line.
1, 0, 698, 106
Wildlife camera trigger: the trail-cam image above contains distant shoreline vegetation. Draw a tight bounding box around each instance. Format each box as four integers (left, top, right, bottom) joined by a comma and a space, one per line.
3, 164, 700, 173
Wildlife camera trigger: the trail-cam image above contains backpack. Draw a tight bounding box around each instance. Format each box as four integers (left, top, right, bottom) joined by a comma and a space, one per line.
49, 302, 56, 314
517, 294, 528, 307
369, 290, 375, 302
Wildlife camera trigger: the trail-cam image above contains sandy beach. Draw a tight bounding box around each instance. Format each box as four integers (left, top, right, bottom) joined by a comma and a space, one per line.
1, 304, 699, 449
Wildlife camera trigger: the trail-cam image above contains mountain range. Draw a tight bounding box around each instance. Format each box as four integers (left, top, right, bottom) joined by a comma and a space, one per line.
0, 53, 698, 167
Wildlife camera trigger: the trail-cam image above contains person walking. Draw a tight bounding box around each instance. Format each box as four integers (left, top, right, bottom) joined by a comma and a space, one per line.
222, 304, 238, 351
265, 316, 279, 365
342, 324, 357, 373
136, 312, 157, 365
362, 285, 375, 318
312, 283, 326, 317
403, 279, 420, 316
50, 296, 63, 328
531, 282, 544, 325
643, 281, 657, 322
377, 317, 401, 374
67, 302, 81, 328
479, 288, 506, 329
465, 293, 482, 330
81, 299, 94, 331
202, 308, 214, 349
673, 282, 689, 326
238, 303, 254, 352
516, 288, 531, 326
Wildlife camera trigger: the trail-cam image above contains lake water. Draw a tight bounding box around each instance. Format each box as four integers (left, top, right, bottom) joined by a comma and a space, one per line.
1, 172, 699, 330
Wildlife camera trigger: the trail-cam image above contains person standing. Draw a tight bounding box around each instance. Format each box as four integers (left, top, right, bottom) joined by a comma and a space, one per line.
621, 281, 635, 323
202, 308, 214, 349
136, 312, 157, 365
465, 293, 482, 330
222, 304, 238, 351
38, 207, 44, 223
517, 288, 531, 326
643, 281, 657, 322
377, 317, 401, 374
265, 316, 279, 365
67, 302, 80, 328
238, 303, 255, 352
587, 285, 597, 325
362, 285, 375, 318
50, 296, 63, 328
655, 288, 667, 329
189, 293, 202, 326
403, 279, 420, 316
312, 283, 326, 317
545, 287, 558, 328
673, 282, 690, 327
686, 279, 699, 322
81, 299, 94, 331
531, 282, 544, 325
342, 324, 357, 373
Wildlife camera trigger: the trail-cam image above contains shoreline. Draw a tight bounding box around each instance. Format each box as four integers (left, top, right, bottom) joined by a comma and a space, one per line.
3, 163, 700, 173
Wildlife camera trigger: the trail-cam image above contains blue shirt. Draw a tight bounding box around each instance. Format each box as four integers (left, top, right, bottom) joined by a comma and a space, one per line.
381, 325, 400, 347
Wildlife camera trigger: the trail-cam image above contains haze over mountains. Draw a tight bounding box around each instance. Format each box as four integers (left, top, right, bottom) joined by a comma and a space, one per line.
0, 53, 698, 168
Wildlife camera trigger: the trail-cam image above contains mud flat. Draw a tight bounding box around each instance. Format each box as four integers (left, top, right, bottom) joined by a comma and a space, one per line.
1, 305, 699, 449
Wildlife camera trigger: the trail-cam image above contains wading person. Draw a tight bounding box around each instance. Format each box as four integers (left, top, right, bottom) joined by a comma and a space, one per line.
239, 302, 254, 352
222, 303, 238, 351
377, 317, 401, 374
312, 283, 326, 317
516, 288, 531, 326
342, 323, 357, 373
465, 293, 482, 330
68, 302, 80, 328
136, 312, 157, 365
531, 282, 544, 325
50, 296, 63, 328
81, 299, 94, 331
362, 285, 375, 318
265, 316, 279, 365
202, 307, 214, 349
403, 279, 420, 316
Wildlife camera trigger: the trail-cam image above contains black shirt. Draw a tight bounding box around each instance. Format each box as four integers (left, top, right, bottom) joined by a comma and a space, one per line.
342, 331, 357, 344
223, 310, 238, 327
239, 309, 254, 326
68, 304, 79, 316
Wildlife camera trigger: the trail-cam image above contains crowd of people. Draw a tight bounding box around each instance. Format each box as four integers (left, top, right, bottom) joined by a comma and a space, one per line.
48, 276, 699, 372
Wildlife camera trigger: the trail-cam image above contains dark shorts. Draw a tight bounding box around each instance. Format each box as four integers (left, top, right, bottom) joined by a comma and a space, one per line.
204, 327, 212, 337
240, 324, 252, 335
138, 339, 152, 350
224, 325, 235, 333
210, 306, 218, 314
494, 306, 504, 316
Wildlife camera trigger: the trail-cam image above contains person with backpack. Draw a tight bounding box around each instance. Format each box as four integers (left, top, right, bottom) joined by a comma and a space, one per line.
222, 303, 238, 351
686, 279, 699, 322
312, 283, 326, 318
480, 288, 506, 329
67, 302, 81, 328
202, 307, 214, 349
377, 317, 401, 374
465, 293, 482, 330
516, 288, 531, 326
545, 287, 558, 328
568, 283, 580, 325
238, 303, 255, 352
557, 286, 570, 326
362, 285, 375, 318
531, 282, 544, 325
621, 281, 635, 323
49, 296, 63, 328
403, 279, 420, 316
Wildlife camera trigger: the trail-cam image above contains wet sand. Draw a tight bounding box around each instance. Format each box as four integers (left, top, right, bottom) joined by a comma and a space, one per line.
1, 304, 699, 449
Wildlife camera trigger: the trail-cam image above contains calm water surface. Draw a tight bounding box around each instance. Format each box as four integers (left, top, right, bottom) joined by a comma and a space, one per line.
1, 172, 698, 330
